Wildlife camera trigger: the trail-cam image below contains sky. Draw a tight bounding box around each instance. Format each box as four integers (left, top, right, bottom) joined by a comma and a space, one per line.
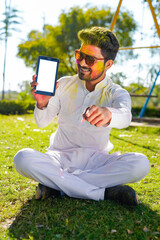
0, 0, 160, 92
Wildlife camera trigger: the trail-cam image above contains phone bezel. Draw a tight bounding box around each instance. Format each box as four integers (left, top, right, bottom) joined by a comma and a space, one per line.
35, 55, 59, 96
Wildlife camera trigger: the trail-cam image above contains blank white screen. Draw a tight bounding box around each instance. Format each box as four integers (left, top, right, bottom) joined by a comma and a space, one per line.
36, 59, 57, 92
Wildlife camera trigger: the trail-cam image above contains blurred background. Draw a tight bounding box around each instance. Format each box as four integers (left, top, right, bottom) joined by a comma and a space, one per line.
0, 0, 160, 116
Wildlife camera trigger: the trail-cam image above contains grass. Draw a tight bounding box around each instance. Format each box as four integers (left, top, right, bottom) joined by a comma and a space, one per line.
0, 114, 160, 240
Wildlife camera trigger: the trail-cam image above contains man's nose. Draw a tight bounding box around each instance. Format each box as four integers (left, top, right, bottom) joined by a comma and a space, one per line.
79, 58, 87, 66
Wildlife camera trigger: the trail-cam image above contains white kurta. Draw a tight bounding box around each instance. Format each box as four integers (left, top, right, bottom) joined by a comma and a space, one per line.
14, 75, 150, 200
35, 74, 132, 151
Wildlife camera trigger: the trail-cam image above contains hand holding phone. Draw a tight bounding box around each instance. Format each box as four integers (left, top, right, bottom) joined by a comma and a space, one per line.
31, 56, 59, 109
31, 74, 52, 109
35, 56, 59, 96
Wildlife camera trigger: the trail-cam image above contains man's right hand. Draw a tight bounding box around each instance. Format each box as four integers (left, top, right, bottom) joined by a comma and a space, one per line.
30, 74, 51, 109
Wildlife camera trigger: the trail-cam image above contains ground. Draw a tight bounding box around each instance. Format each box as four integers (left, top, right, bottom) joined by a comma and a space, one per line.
0, 114, 160, 240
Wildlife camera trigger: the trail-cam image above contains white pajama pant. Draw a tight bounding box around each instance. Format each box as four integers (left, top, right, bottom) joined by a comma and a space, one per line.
14, 148, 150, 201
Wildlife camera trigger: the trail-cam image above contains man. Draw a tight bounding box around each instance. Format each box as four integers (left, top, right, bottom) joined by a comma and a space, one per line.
14, 27, 150, 206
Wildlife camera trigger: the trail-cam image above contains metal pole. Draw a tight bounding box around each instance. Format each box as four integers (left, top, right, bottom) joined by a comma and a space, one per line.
119, 45, 160, 50
146, 0, 160, 39
139, 68, 160, 118
110, 0, 123, 31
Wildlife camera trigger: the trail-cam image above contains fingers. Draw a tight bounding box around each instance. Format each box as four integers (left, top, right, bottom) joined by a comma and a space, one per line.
86, 106, 103, 126
31, 87, 37, 94
56, 81, 59, 90
30, 81, 38, 87
85, 105, 98, 119
32, 74, 37, 81
31, 74, 38, 86
30, 74, 38, 93
89, 115, 103, 126
82, 106, 111, 127
82, 105, 99, 124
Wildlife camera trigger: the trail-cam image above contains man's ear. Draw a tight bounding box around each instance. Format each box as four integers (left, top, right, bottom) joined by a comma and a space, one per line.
105, 60, 113, 70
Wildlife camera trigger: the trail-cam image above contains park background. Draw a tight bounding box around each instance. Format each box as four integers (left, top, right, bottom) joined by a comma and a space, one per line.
0, 0, 160, 117
0, 0, 160, 239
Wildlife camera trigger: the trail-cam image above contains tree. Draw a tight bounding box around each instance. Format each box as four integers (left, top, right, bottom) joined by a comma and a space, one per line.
110, 72, 127, 87
17, 80, 34, 101
0, 0, 22, 100
17, 6, 137, 78
153, 84, 160, 107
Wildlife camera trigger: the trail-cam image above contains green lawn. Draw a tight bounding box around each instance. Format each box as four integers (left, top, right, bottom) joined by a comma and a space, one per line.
0, 114, 160, 240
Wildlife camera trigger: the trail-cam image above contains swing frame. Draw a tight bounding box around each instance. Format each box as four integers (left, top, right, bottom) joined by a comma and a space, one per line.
110, 0, 160, 118
110, 0, 160, 50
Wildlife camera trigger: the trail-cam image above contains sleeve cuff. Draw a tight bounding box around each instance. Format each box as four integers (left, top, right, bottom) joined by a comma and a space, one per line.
35, 103, 47, 111
105, 107, 132, 129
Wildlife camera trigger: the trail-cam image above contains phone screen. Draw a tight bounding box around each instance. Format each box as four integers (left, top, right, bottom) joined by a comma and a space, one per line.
35, 56, 59, 96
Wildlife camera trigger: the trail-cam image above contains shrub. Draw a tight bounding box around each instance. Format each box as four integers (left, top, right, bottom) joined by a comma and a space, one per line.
0, 100, 36, 115
0, 100, 159, 117
132, 106, 160, 118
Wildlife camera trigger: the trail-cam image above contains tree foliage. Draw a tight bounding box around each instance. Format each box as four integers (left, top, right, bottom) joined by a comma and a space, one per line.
17, 6, 137, 77
17, 80, 34, 101
0, 6, 21, 38
0, 1, 22, 99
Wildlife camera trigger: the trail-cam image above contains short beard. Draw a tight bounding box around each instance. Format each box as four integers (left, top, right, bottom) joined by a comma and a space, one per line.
77, 64, 91, 80
78, 64, 105, 82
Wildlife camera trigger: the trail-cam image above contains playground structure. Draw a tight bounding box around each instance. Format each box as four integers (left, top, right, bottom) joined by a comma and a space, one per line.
109, 0, 160, 119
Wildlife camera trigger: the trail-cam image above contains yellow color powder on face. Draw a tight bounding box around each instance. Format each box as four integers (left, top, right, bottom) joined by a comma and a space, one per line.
79, 44, 106, 84
90, 61, 105, 80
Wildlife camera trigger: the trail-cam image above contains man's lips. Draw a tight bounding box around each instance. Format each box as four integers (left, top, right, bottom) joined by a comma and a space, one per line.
78, 64, 91, 73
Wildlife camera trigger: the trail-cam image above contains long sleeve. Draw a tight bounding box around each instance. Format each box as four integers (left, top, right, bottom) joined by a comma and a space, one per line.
107, 86, 132, 129
34, 75, 132, 152
34, 87, 61, 128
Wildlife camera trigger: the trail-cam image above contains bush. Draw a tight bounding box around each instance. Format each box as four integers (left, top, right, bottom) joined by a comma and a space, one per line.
0, 100, 36, 115
132, 106, 160, 118
0, 100, 159, 117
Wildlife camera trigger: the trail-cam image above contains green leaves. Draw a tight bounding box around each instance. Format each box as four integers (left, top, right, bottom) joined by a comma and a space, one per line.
0, 6, 22, 39
17, 5, 138, 77
0, 3, 22, 100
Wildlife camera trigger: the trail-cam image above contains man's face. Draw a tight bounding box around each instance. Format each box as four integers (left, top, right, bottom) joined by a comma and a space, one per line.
76, 44, 107, 83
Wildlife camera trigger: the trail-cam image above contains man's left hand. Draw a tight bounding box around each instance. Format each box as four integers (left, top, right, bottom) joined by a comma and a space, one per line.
82, 105, 112, 127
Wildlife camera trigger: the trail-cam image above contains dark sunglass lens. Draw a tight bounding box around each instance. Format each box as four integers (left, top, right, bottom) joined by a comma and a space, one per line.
79, 52, 85, 61
75, 51, 95, 66
85, 55, 95, 66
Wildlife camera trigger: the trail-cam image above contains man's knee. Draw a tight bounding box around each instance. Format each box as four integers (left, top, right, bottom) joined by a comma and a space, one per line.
132, 153, 150, 181
14, 148, 33, 172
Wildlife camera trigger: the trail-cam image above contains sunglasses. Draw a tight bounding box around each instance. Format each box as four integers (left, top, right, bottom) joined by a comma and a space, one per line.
75, 49, 107, 66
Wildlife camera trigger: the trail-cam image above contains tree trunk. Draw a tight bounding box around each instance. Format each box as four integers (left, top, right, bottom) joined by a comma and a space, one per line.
2, 37, 7, 100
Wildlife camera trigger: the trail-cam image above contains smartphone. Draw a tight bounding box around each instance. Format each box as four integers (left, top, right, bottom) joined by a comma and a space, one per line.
35, 56, 59, 96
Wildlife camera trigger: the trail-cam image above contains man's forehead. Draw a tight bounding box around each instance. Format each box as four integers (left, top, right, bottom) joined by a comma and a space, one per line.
80, 44, 103, 57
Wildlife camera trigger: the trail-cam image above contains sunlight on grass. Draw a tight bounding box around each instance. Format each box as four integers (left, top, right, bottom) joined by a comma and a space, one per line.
0, 114, 160, 239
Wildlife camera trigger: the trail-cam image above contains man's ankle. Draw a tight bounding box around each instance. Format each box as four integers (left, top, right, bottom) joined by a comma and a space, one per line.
35, 183, 61, 200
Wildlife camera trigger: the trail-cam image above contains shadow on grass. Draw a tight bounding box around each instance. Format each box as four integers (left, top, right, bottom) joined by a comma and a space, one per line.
110, 134, 159, 153
8, 195, 160, 240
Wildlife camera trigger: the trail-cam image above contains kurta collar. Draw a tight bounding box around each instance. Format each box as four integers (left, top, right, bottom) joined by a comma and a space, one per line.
76, 74, 112, 92
94, 75, 111, 91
